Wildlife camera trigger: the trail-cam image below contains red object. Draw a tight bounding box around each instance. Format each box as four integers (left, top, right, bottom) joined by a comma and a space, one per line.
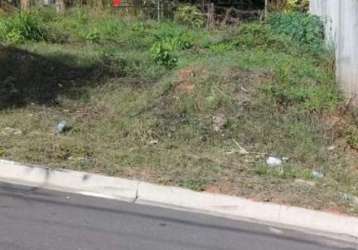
113, 0, 122, 7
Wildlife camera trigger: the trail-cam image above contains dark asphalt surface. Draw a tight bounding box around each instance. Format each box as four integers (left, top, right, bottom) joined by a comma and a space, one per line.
0, 182, 355, 250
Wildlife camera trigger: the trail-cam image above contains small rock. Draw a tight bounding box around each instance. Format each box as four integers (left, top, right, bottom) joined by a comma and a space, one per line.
149, 139, 159, 145
342, 193, 351, 201
327, 145, 336, 151
266, 156, 282, 167
56, 120, 72, 134
282, 157, 289, 161
212, 113, 227, 132
225, 150, 235, 155
312, 170, 324, 179
353, 197, 358, 206
0, 127, 23, 136
342, 193, 358, 206
239, 147, 249, 155
294, 179, 316, 187
200, 136, 207, 142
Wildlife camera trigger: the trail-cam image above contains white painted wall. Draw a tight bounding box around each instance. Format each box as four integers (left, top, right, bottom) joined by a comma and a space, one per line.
310, 0, 358, 100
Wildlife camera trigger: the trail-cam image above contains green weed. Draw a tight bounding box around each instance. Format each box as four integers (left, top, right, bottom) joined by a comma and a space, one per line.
0, 12, 46, 44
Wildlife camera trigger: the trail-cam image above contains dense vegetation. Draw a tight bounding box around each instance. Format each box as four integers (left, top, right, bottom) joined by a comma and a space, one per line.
0, 8, 357, 213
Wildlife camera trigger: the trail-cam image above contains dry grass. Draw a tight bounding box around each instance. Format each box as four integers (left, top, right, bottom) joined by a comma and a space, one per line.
0, 9, 357, 214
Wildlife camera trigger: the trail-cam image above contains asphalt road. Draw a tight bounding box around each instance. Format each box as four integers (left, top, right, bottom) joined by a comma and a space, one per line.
0, 182, 355, 250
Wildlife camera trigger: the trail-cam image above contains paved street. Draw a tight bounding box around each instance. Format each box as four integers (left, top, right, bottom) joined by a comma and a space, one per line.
0, 182, 355, 250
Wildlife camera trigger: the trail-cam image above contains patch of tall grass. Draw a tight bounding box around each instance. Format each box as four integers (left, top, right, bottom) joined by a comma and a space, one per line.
0, 12, 46, 44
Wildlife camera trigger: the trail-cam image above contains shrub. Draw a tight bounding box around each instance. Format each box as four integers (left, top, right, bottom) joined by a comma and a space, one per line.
267, 12, 324, 52
174, 5, 205, 28
233, 23, 293, 53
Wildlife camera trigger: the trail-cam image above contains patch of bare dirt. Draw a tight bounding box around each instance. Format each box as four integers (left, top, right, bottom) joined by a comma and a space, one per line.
175, 81, 195, 95
73, 105, 114, 122
174, 66, 210, 95
229, 69, 273, 103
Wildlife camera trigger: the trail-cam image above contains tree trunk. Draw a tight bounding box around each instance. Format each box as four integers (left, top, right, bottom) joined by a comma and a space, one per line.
207, 3, 215, 28
20, 0, 30, 10
56, 0, 65, 13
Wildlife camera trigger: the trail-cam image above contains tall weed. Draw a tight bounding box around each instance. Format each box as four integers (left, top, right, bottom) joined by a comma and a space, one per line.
0, 12, 46, 44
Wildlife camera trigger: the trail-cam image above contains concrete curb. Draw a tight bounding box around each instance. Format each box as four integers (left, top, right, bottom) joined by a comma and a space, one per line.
1, 159, 358, 243
137, 182, 358, 243
0, 160, 139, 202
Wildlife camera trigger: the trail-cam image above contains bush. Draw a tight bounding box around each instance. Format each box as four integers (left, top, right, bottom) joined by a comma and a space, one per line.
174, 5, 205, 28
267, 12, 324, 52
0, 12, 46, 44
233, 23, 293, 52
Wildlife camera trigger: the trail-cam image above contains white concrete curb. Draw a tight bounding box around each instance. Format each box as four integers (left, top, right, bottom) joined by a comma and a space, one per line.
0, 159, 358, 244
136, 182, 358, 241
0, 160, 139, 202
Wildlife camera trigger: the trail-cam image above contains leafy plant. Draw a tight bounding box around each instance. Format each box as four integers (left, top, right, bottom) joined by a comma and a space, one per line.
150, 29, 193, 68
150, 41, 178, 68
174, 4, 205, 28
159, 34, 192, 51
267, 12, 324, 52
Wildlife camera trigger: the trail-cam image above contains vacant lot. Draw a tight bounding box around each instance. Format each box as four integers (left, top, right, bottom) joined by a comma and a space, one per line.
0, 9, 357, 214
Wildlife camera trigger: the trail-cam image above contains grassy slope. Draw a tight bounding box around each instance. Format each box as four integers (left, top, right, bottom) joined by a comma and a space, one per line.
0, 9, 357, 213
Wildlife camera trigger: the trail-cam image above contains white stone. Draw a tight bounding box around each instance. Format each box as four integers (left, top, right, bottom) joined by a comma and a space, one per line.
266, 157, 282, 167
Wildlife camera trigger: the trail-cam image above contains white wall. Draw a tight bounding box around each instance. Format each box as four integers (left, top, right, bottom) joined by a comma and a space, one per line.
310, 0, 358, 101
